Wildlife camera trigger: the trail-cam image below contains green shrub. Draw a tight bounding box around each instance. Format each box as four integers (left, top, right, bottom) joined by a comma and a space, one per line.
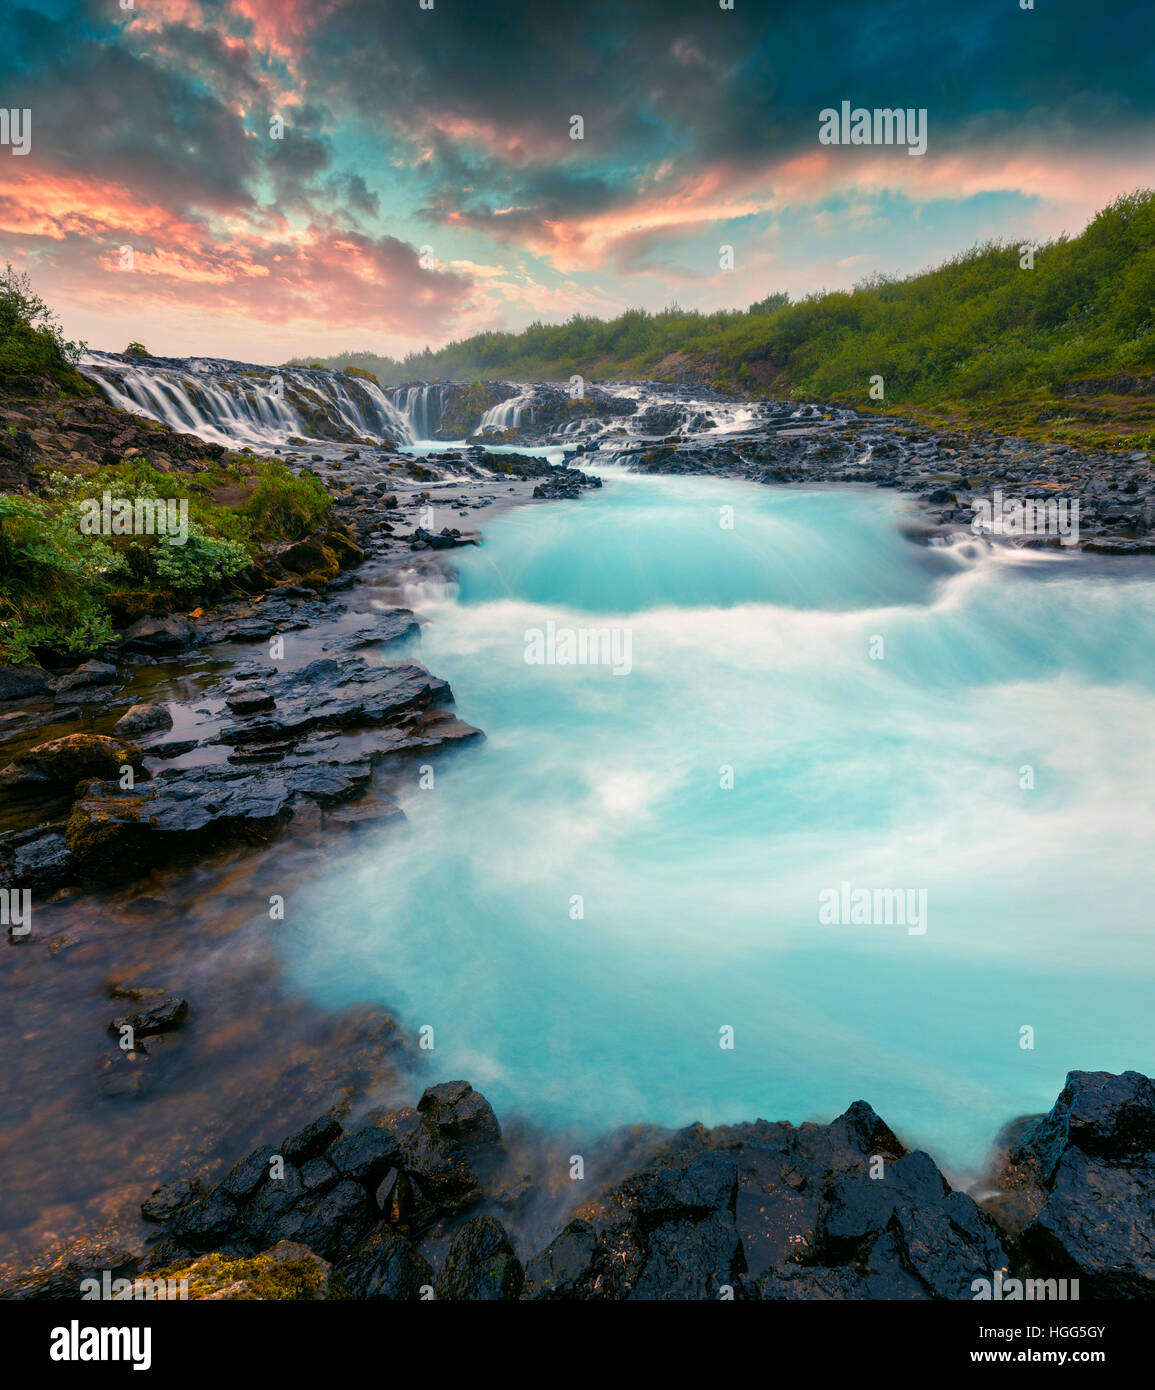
238, 460, 331, 541
0, 263, 89, 391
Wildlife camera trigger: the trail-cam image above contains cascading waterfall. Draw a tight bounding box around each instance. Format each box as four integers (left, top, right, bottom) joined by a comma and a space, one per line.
79, 351, 415, 450
382, 383, 446, 441
475, 390, 530, 434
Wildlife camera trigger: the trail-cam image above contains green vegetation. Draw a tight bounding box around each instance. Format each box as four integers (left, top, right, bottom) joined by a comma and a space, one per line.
235, 458, 333, 541
341, 364, 379, 384
0, 263, 91, 393
124, 342, 150, 357
148, 1250, 329, 1300
0, 459, 331, 663
293, 190, 1155, 446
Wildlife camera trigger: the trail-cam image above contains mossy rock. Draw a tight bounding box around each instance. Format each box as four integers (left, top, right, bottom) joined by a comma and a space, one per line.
65, 783, 158, 873
149, 1243, 331, 1300
1, 734, 143, 789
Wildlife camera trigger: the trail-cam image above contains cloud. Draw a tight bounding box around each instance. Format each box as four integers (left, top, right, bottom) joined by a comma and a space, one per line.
0, 0, 1150, 355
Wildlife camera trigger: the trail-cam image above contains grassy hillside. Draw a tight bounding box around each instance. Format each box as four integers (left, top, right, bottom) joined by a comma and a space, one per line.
296, 190, 1155, 449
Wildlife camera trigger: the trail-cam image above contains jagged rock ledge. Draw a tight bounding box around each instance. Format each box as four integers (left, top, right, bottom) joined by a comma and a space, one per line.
4, 1069, 1151, 1301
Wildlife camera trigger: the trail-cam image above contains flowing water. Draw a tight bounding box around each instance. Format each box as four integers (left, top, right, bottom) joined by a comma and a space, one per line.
282, 467, 1155, 1175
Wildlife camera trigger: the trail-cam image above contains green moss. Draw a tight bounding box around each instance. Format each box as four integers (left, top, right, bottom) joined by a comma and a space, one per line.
147, 1251, 328, 1301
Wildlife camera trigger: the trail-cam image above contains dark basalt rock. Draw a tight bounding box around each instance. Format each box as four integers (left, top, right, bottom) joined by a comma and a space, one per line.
434, 1215, 523, 1300
532, 468, 602, 500
417, 1080, 502, 1153
282, 1112, 344, 1167
108, 993, 189, 1037
334, 1226, 432, 1300
65, 766, 297, 879
225, 686, 275, 714
119, 615, 195, 655
0, 826, 72, 892
112, 703, 174, 737
27, 1074, 1155, 1300
214, 657, 452, 744
326, 1122, 402, 1187
52, 659, 121, 693
381, 1107, 482, 1215
526, 1149, 745, 1300
0, 664, 52, 701
141, 1178, 204, 1224
986, 1070, 1155, 1298
525, 1101, 1009, 1301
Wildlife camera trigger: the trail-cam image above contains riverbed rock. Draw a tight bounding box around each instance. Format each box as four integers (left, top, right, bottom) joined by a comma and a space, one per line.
417, 1080, 502, 1153
119, 615, 195, 655
524, 1101, 1010, 1300
333, 1226, 431, 1299
214, 657, 453, 745
0, 826, 72, 891
64, 765, 297, 878
142, 1178, 204, 1224
108, 993, 189, 1037
380, 1107, 482, 1214
985, 1069, 1155, 1298
112, 703, 174, 737
0, 733, 143, 789
53, 659, 120, 694
0, 665, 52, 701
434, 1215, 523, 1300
225, 686, 275, 714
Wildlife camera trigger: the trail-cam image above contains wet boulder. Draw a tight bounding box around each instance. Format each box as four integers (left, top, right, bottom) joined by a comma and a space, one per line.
120, 615, 195, 655
225, 686, 275, 715
53, 659, 121, 694
381, 1107, 482, 1215
526, 1101, 1010, 1301
417, 1080, 502, 1153
334, 1226, 431, 1299
990, 1070, 1155, 1298
282, 1113, 344, 1167
141, 1177, 204, 1224
108, 992, 189, 1037
434, 1215, 523, 1300
0, 665, 52, 701
0, 827, 72, 892
326, 1122, 402, 1188
0, 733, 143, 789
112, 703, 174, 737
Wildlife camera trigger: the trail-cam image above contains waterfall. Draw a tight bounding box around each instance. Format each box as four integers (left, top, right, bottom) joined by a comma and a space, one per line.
384, 383, 445, 441
475, 389, 530, 435
79, 352, 415, 450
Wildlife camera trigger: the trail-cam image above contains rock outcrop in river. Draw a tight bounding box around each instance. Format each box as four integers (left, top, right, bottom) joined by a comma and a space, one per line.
4, 1069, 1151, 1300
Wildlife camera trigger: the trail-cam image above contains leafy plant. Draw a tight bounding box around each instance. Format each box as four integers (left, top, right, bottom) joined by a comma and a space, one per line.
0, 263, 89, 390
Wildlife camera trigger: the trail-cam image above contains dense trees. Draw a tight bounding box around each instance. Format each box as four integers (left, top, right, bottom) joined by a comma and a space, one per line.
296, 190, 1155, 405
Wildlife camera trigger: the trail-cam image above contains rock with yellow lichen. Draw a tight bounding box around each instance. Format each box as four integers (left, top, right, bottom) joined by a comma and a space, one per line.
151, 1242, 331, 1300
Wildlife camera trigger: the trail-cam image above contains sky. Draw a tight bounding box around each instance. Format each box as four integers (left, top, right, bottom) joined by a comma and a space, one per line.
0, 0, 1151, 363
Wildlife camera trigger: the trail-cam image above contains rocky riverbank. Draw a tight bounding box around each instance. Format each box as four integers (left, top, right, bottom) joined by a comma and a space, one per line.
0, 369, 601, 893
4, 1069, 1152, 1300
